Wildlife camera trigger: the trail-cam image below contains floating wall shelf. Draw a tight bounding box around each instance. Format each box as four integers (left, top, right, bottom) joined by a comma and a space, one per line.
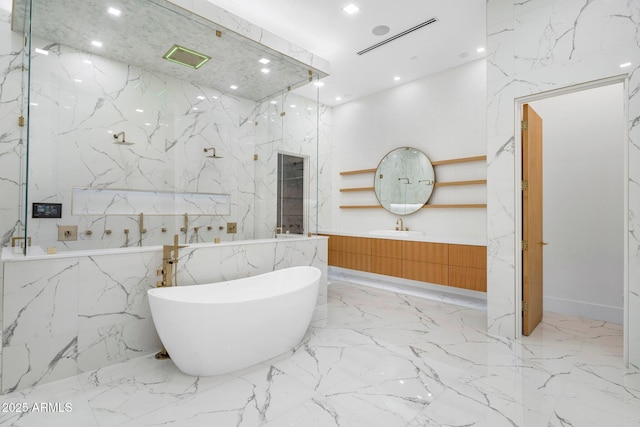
339, 155, 486, 210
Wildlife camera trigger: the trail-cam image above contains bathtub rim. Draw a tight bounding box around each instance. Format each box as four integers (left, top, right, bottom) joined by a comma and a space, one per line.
147, 265, 322, 304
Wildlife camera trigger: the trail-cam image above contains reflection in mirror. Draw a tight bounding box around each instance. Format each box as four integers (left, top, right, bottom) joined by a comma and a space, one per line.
374, 147, 435, 215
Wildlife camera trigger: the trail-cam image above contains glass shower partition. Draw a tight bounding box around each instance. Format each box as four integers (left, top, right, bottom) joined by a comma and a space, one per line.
11, 0, 323, 253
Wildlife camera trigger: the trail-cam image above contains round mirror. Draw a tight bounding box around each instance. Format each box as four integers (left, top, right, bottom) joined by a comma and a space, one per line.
374, 147, 435, 215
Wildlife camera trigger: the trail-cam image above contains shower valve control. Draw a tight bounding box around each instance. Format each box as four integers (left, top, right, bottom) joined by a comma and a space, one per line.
58, 225, 78, 241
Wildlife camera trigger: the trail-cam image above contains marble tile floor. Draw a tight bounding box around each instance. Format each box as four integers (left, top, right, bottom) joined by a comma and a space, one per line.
0, 281, 638, 427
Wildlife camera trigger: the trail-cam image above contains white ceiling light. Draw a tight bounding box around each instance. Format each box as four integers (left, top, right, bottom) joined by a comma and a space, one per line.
336, 96, 342, 101
393, 76, 401, 81
314, 81, 325, 87
135, 109, 144, 113
35, 48, 49, 55
476, 47, 485, 53
108, 7, 121, 17
270, 100, 278, 104
343, 3, 359, 15
91, 40, 103, 48
197, 95, 205, 100
620, 62, 632, 68
259, 58, 271, 65
230, 85, 238, 90
261, 68, 270, 74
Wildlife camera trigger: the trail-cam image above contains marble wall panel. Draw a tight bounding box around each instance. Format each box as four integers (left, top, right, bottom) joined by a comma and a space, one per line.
2, 236, 327, 392
486, 0, 640, 366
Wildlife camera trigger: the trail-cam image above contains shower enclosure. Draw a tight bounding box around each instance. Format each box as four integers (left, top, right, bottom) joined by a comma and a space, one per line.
5, 0, 327, 255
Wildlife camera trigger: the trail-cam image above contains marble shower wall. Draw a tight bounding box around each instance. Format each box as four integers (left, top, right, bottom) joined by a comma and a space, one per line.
3, 28, 329, 251
2, 236, 328, 393
486, 0, 640, 365
25, 34, 253, 249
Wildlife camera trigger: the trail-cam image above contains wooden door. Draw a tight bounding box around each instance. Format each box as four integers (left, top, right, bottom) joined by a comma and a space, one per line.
522, 104, 544, 336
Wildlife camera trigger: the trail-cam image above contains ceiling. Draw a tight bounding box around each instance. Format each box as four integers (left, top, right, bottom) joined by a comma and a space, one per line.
11, 0, 486, 107
205, 0, 487, 106
11, 0, 327, 102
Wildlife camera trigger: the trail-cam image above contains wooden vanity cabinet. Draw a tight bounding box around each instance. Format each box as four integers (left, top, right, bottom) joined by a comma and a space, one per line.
324, 234, 487, 292
448, 244, 487, 291
327, 234, 371, 271
401, 241, 449, 285
371, 238, 403, 277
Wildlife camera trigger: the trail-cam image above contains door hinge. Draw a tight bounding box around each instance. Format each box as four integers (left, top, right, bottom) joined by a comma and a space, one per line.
522, 240, 528, 251
521, 180, 528, 191
521, 120, 528, 130
522, 301, 529, 312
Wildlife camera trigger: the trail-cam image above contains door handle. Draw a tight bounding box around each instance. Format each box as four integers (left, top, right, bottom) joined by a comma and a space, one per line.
540, 242, 548, 245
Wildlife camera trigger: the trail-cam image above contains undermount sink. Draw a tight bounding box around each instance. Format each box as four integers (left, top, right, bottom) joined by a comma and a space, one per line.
369, 229, 425, 237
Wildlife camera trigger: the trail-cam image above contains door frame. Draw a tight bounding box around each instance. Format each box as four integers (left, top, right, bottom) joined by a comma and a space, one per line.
513, 76, 629, 359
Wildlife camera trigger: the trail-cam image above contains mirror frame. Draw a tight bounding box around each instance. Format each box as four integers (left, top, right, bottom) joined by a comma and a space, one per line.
373, 147, 435, 215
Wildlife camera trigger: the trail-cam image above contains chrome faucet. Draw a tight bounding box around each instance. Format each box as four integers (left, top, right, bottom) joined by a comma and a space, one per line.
395, 218, 404, 231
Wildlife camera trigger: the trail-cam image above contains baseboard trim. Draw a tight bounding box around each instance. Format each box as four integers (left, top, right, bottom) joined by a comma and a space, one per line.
544, 295, 623, 324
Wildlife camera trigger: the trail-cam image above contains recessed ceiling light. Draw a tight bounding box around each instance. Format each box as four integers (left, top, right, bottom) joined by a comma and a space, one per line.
74, 79, 83, 83
91, 40, 103, 48
197, 95, 206, 100
35, 48, 49, 55
620, 62, 632, 68
314, 81, 325, 87
270, 100, 278, 104
212, 95, 218, 99
145, 123, 151, 126
336, 96, 342, 101
193, 107, 199, 111
135, 109, 144, 113
476, 47, 485, 53
259, 58, 271, 65
30, 102, 38, 106
343, 3, 359, 14
290, 105, 297, 108
83, 59, 92, 64
230, 85, 238, 90
393, 76, 401, 81
108, 7, 121, 16
261, 68, 270, 74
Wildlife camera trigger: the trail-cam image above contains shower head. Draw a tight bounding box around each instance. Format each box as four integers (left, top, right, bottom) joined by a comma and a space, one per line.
113, 131, 134, 145
204, 147, 223, 158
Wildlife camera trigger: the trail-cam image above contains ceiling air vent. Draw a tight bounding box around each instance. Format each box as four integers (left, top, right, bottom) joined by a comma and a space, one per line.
357, 17, 438, 56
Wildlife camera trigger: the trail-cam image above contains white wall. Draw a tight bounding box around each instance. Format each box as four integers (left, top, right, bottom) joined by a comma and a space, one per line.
530, 84, 624, 323
329, 59, 487, 241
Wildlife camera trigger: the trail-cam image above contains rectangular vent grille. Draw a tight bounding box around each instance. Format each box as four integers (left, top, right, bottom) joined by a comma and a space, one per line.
357, 17, 438, 56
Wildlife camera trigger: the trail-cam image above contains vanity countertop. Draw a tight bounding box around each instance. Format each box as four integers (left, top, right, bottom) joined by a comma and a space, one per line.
318, 230, 486, 247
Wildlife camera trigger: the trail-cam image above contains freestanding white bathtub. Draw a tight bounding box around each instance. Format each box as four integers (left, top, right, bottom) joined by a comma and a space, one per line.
147, 266, 321, 376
